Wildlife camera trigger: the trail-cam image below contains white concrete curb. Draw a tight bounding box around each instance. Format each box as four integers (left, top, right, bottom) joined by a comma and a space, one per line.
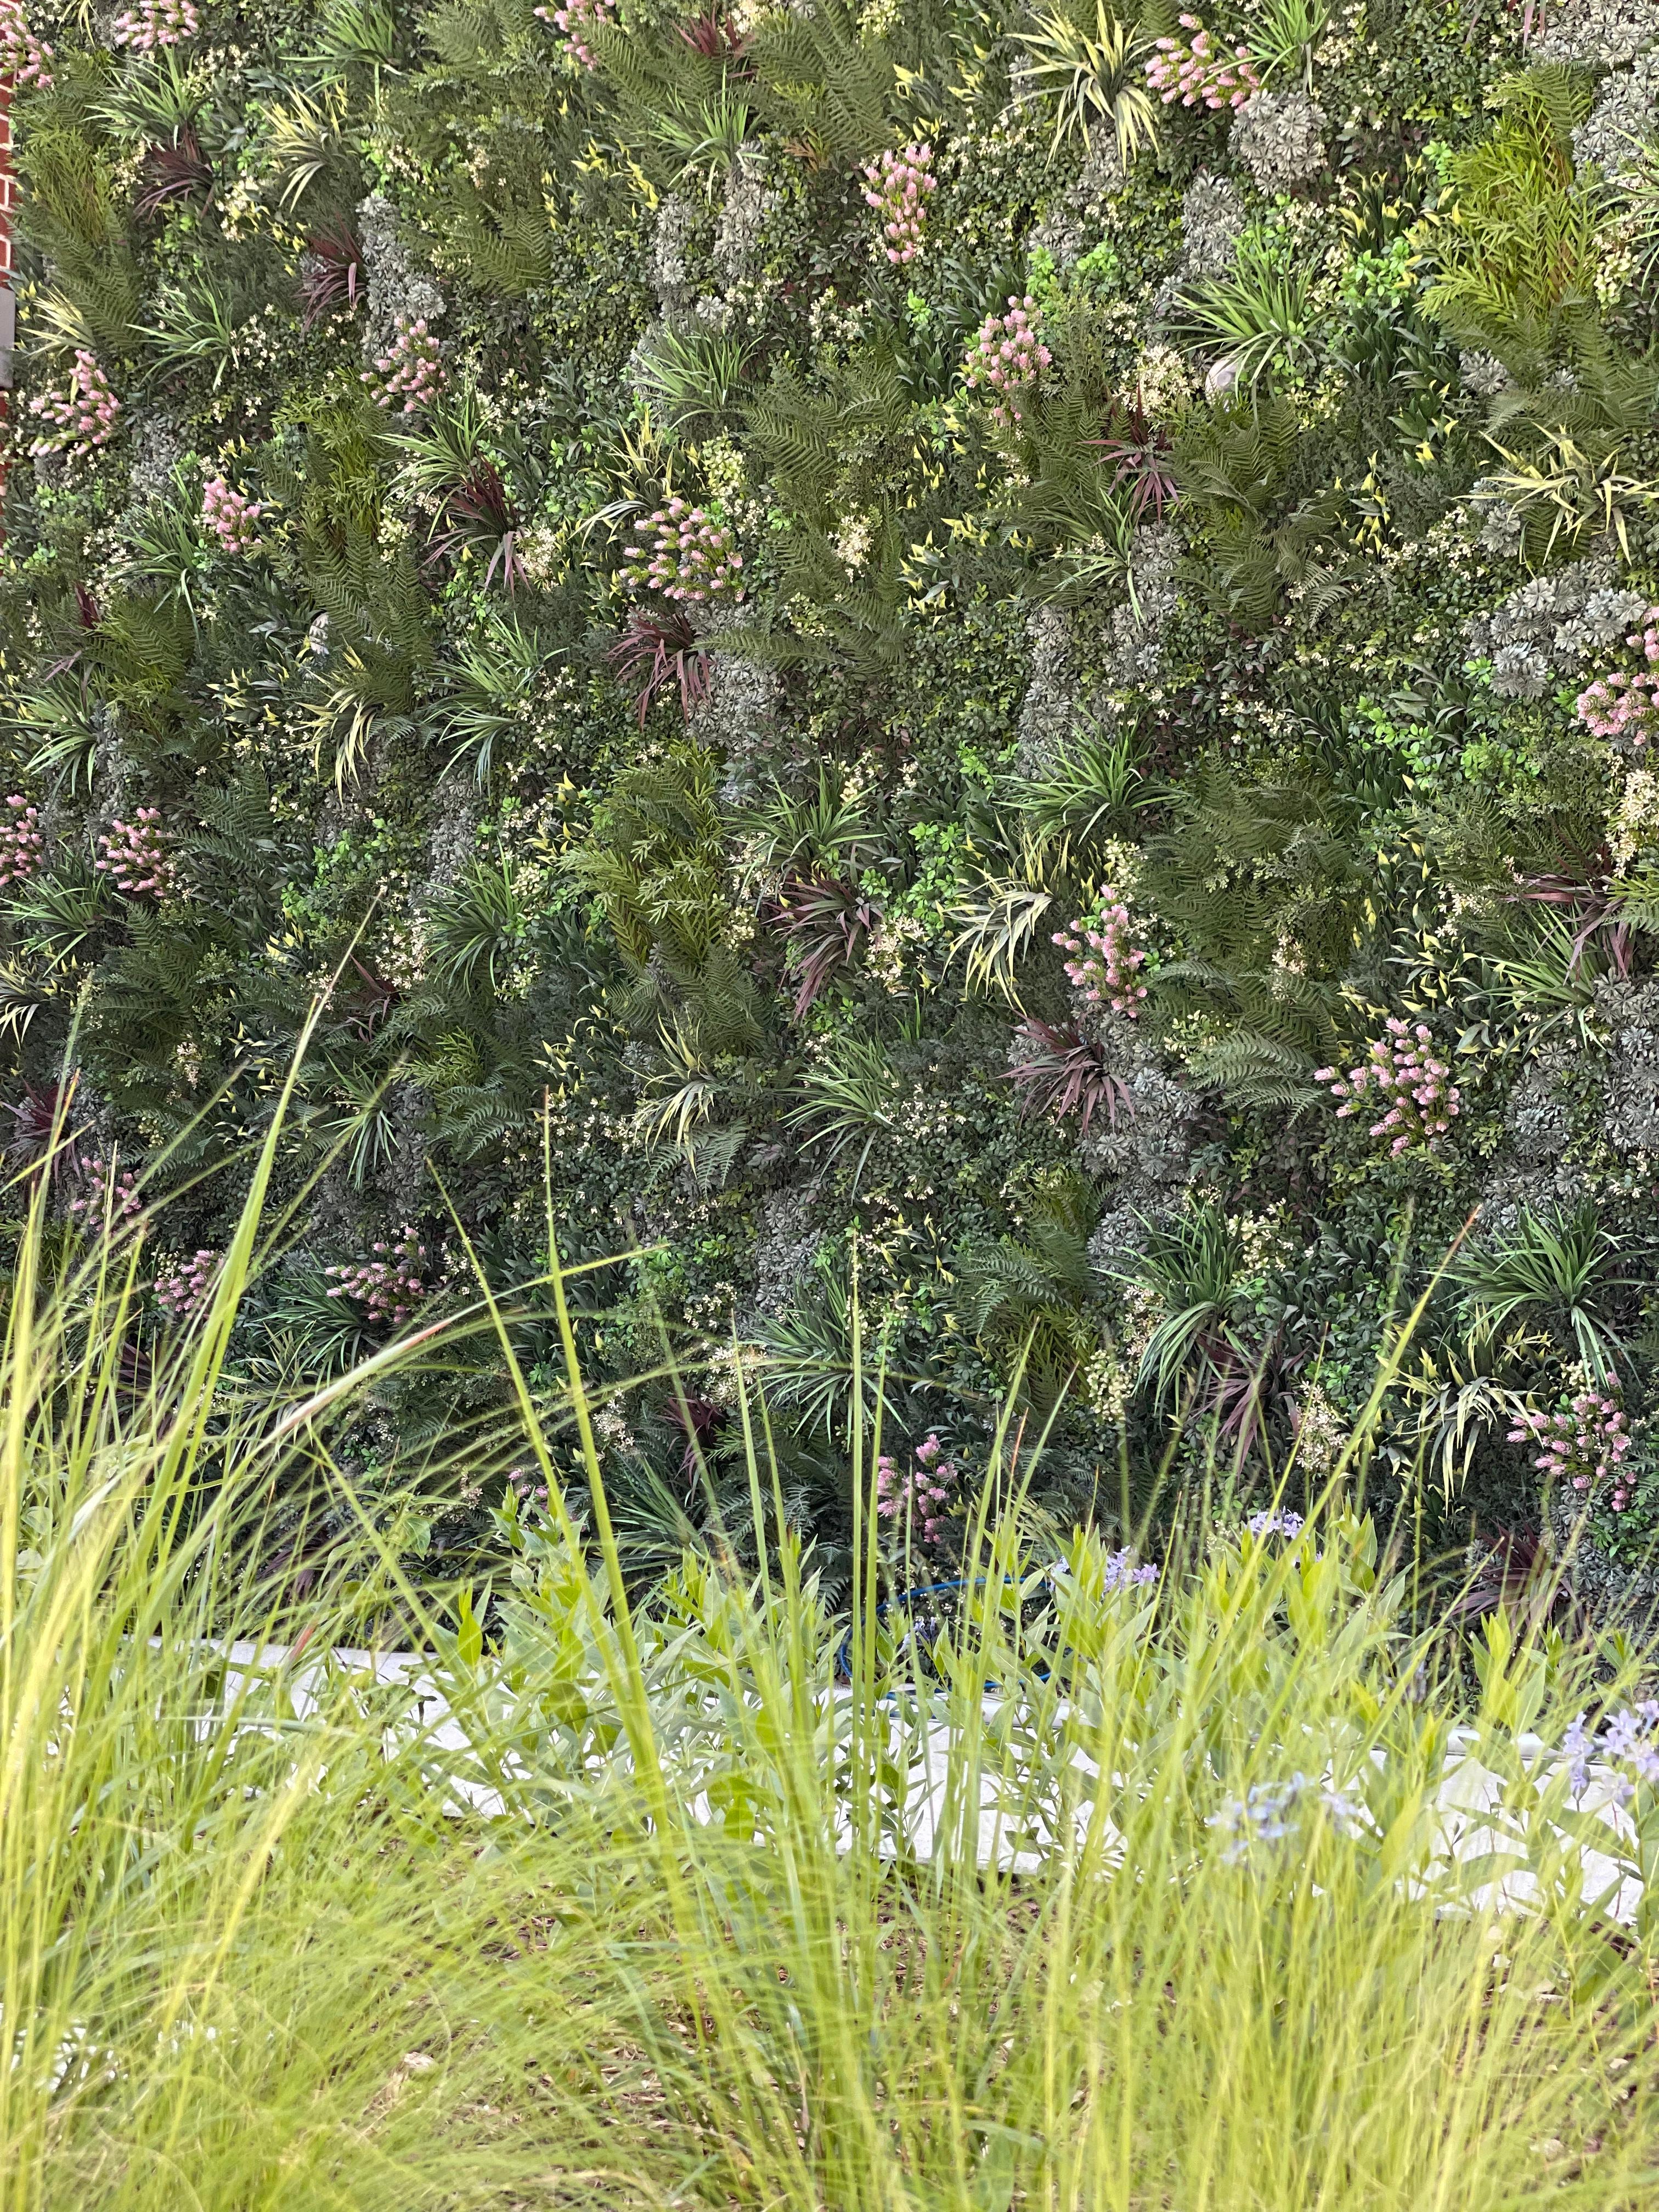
191, 1640, 1648, 1922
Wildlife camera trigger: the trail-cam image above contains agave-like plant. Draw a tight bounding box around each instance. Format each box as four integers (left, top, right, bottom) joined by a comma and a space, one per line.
1451, 1202, 1633, 1385
1014, 0, 1159, 168
785, 1035, 902, 1189
1245, 0, 1329, 90
634, 327, 755, 441
656, 88, 756, 197
261, 84, 348, 213
1169, 242, 1320, 391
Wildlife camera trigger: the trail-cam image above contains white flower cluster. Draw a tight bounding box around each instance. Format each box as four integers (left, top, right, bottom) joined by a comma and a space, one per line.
692, 611, 781, 793
1015, 604, 1077, 774
1229, 88, 1327, 195
713, 151, 780, 290
1612, 765, 1659, 867
1291, 1381, 1348, 1476
1177, 170, 1246, 280
648, 193, 699, 317
1467, 560, 1650, 699
1149, 170, 1245, 329
743, 1187, 821, 1323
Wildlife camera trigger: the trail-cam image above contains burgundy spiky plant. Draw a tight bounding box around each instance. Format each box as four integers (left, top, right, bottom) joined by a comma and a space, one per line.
770, 873, 880, 1019
608, 604, 712, 727
298, 218, 365, 330
426, 460, 525, 594
133, 126, 213, 219
1088, 400, 1178, 526
1007, 1019, 1131, 1137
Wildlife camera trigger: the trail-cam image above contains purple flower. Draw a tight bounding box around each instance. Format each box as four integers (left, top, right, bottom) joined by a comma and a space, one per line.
1246, 1509, 1305, 1539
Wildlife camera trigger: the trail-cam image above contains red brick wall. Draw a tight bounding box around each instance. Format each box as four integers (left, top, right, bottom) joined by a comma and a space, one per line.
0, 81, 13, 290
0, 78, 12, 449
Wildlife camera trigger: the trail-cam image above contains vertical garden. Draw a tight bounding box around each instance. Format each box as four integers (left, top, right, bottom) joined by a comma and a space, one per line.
4, 0, 1659, 1593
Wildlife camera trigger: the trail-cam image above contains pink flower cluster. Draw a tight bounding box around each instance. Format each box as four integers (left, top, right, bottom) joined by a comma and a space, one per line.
1576, 607, 1659, 752
876, 1433, 960, 1546
0, 0, 53, 86
202, 475, 263, 554
362, 317, 443, 413
963, 295, 1052, 426
505, 1464, 551, 1509
1054, 890, 1149, 1018
111, 0, 199, 49
96, 809, 178, 899
533, 0, 613, 68
0, 795, 44, 888
623, 499, 743, 603
66, 1155, 142, 1224
27, 351, 120, 461
1510, 1389, 1634, 1511
325, 1227, 427, 1327
1146, 15, 1261, 109
155, 1248, 220, 1322
862, 143, 937, 266
1316, 1019, 1462, 1156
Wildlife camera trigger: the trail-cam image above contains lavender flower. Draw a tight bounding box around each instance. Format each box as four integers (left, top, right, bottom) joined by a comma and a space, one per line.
362, 317, 443, 413
876, 1433, 962, 1545
1246, 1509, 1305, 1538
202, 475, 263, 554
27, 352, 120, 461
96, 810, 179, 900
155, 1249, 220, 1323
66, 1156, 142, 1224
324, 1227, 428, 1327
622, 499, 743, 605
1508, 1389, 1634, 1512
533, 0, 613, 69
0, 0, 53, 86
1146, 14, 1260, 110
1576, 607, 1659, 752
111, 0, 198, 48
1562, 1702, 1659, 1806
1562, 1712, 1594, 1797
1102, 1547, 1160, 1592
0, 796, 46, 888
1211, 1771, 1364, 1863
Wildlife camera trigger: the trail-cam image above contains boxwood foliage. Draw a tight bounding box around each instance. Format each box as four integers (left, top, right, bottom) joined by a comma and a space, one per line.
4, 0, 1659, 1584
